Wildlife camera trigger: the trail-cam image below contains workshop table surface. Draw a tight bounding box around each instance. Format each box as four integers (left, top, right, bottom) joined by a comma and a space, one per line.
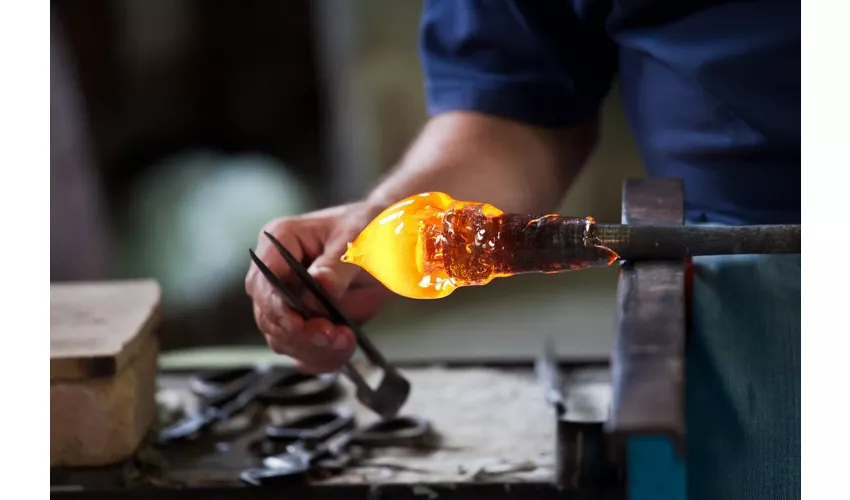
51, 363, 613, 499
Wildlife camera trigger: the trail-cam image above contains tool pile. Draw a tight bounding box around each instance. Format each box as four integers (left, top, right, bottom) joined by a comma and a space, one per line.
158, 365, 434, 486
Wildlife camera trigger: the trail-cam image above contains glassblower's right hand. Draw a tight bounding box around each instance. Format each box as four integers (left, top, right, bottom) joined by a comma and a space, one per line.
245, 202, 393, 373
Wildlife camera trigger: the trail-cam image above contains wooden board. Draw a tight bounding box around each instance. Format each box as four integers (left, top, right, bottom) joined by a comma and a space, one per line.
51, 279, 162, 381
50, 279, 162, 467
51, 334, 159, 467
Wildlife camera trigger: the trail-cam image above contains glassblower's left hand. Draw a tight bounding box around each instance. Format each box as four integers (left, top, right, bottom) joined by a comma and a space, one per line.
245, 202, 395, 373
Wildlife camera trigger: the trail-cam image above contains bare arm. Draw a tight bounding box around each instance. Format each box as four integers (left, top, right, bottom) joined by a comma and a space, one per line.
365, 111, 600, 215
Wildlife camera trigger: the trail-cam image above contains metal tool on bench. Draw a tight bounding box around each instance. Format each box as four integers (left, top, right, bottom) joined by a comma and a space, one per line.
263, 407, 357, 447
246, 406, 358, 458
242, 407, 356, 457
249, 231, 411, 419
189, 365, 342, 406
535, 337, 612, 492
535, 337, 566, 418
240, 413, 432, 486
158, 365, 341, 444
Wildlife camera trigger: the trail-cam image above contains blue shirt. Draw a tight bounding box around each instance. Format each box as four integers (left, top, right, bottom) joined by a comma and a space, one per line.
420, 0, 800, 225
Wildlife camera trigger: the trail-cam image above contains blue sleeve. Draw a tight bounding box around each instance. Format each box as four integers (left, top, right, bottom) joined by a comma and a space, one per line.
420, 0, 617, 129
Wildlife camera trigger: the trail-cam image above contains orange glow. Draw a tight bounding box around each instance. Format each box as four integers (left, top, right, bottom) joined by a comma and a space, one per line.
340, 192, 618, 299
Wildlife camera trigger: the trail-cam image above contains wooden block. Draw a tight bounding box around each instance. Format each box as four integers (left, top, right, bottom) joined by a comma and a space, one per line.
50, 280, 162, 467
51, 280, 162, 381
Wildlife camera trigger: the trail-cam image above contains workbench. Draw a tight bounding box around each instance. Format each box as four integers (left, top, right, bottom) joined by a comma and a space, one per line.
51, 361, 617, 500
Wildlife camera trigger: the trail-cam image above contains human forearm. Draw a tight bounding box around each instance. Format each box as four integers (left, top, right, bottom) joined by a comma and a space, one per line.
365, 111, 600, 215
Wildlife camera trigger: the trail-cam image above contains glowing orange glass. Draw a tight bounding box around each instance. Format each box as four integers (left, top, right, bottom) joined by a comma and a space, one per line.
341, 192, 618, 299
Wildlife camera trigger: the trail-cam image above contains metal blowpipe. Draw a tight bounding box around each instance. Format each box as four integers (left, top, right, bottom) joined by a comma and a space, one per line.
593, 224, 800, 260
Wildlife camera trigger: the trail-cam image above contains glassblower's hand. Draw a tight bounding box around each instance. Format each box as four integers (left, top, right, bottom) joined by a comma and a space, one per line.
245, 202, 393, 373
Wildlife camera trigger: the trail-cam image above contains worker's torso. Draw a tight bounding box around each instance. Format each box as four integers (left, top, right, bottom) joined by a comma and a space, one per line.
584, 0, 800, 224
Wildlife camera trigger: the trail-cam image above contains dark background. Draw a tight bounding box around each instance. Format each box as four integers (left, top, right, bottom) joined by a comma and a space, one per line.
53, 0, 329, 210
51, 0, 642, 362
52, 0, 333, 349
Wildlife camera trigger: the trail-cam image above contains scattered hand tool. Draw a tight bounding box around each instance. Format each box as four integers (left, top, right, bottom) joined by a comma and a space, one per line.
534, 336, 566, 417
240, 414, 433, 486
535, 337, 610, 492
158, 364, 278, 444
249, 231, 411, 419
189, 366, 342, 406
158, 365, 341, 444
245, 406, 359, 458
263, 407, 358, 449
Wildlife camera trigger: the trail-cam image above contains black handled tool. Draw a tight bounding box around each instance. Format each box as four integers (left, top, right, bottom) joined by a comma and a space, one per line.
241, 414, 432, 486
249, 231, 411, 419
189, 366, 342, 406
159, 364, 288, 444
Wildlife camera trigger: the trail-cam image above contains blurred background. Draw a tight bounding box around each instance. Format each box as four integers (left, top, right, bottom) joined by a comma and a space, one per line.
50, 0, 645, 362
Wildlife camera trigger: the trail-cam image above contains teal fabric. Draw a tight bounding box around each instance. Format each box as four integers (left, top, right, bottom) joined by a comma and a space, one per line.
686, 253, 800, 500
630, 251, 800, 500
628, 436, 686, 500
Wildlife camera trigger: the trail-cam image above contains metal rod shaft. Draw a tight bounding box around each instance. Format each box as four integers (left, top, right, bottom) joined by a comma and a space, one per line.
594, 224, 800, 260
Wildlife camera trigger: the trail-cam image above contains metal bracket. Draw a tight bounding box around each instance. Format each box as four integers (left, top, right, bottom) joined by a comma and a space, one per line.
607, 178, 687, 453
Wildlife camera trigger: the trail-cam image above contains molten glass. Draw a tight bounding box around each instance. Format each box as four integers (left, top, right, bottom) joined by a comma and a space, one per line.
340, 192, 619, 299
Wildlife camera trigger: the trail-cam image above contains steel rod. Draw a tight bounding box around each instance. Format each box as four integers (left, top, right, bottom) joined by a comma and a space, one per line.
594, 224, 800, 260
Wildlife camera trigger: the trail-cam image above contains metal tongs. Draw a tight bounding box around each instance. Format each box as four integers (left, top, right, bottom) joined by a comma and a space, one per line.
249, 232, 411, 419
534, 336, 566, 418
